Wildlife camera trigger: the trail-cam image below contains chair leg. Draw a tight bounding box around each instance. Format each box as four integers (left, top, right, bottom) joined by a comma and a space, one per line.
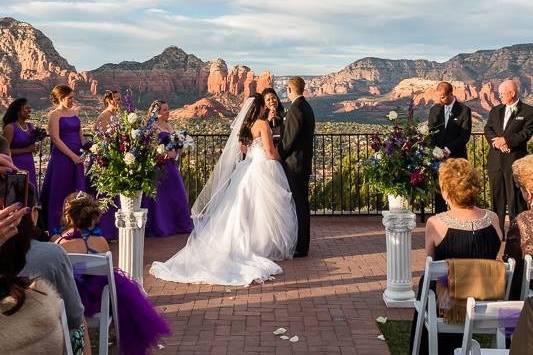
99, 285, 110, 355
412, 301, 425, 355
427, 291, 438, 355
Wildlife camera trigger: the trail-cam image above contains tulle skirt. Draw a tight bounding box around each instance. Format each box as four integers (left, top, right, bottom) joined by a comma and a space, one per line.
150, 149, 297, 286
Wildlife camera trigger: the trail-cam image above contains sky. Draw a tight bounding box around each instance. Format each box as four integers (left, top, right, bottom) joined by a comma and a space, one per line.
2, 0, 532, 75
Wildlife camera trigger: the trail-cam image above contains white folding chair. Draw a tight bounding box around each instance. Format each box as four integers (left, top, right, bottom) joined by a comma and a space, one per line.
520, 254, 532, 301
412, 256, 516, 355
454, 297, 524, 355
59, 298, 74, 355
69, 251, 120, 355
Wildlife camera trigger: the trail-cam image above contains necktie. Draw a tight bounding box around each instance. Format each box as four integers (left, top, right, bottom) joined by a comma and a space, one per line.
503, 106, 512, 130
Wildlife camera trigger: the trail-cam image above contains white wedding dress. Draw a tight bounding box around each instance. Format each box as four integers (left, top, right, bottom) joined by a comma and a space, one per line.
150, 99, 297, 286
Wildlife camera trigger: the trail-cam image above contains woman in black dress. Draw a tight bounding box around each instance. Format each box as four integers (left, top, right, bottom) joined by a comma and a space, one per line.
261, 88, 284, 145
409, 158, 503, 355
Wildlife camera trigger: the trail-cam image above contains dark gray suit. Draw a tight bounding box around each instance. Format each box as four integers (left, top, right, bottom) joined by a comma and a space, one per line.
278, 96, 315, 255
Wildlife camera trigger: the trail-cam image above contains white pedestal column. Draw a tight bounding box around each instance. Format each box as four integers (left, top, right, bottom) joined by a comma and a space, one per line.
382, 210, 416, 308
115, 209, 147, 287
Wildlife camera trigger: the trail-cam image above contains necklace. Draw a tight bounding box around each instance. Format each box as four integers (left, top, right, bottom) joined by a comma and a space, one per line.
17, 121, 29, 132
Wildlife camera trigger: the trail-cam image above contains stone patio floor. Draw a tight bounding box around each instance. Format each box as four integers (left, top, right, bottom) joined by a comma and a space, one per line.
112, 216, 431, 354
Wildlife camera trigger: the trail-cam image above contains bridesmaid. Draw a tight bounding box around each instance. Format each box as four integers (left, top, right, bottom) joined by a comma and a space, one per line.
2, 98, 38, 187
40, 85, 86, 233
91, 90, 121, 240
142, 100, 193, 237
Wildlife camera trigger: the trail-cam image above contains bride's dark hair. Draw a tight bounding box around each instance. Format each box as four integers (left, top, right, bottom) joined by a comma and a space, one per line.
238, 93, 266, 145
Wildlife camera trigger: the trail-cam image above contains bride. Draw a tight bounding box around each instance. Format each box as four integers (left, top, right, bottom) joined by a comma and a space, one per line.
150, 94, 297, 286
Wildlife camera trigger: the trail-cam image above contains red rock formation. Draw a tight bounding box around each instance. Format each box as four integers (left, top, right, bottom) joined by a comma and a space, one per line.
206, 59, 272, 97
169, 97, 234, 120
0, 17, 96, 108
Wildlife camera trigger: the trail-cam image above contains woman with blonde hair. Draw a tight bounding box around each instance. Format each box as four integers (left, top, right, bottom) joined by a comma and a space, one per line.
504, 154, 533, 299
410, 158, 502, 355
40, 85, 86, 233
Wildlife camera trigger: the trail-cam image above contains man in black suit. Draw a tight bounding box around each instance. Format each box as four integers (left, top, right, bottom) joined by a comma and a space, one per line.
428, 81, 472, 213
485, 79, 533, 237
278, 77, 315, 257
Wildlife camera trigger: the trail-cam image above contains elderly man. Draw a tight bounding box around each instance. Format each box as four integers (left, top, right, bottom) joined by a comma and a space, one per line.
484, 79, 533, 237
428, 81, 472, 213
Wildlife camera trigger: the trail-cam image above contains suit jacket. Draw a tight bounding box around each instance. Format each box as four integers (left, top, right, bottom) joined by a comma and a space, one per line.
428, 100, 472, 159
484, 101, 533, 173
278, 96, 315, 177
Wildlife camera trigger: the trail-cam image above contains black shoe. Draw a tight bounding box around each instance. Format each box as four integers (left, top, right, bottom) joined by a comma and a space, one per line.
293, 251, 308, 258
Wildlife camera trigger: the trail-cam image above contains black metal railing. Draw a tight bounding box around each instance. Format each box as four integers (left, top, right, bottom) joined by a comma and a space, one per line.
34, 133, 496, 216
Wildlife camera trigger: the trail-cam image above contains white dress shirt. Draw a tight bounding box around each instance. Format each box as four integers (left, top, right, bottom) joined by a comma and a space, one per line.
444, 98, 455, 129
503, 99, 519, 130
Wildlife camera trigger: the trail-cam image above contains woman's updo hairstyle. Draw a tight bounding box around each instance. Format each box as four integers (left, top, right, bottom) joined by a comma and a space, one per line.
438, 158, 481, 208
102, 90, 118, 109
50, 85, 73, 105
62, 192, 101, 230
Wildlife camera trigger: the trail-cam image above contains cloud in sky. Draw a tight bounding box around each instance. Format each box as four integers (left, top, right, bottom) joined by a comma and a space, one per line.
2, 0, 532, 75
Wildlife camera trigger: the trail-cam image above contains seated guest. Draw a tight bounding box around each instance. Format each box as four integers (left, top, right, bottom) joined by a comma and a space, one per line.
53, 192, 170, 355
504, 154, 533, 300
20, 186, 90, 354
410, 158, 502, 355
0, 207, 64, 354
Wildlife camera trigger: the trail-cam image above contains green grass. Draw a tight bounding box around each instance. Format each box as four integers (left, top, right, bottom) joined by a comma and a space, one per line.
377, 320, 494, 355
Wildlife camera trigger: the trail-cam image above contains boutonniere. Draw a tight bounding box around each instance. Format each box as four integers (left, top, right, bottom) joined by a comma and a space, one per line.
510, 106, 518, 115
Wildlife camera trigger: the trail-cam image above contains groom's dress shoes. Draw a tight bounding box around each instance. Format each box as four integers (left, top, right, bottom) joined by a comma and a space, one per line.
293, 251, 308, 258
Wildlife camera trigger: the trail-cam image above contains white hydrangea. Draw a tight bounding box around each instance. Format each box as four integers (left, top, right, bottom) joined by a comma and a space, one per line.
387, 111, 398, 120
127, 112, 139, 124
124, 152, 136, 166
432, 146, 445, 160
89, 143, 99, 154
130, 129, 141, 140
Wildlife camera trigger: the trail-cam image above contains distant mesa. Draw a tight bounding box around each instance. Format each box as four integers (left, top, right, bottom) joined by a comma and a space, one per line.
1, 17, 531, 121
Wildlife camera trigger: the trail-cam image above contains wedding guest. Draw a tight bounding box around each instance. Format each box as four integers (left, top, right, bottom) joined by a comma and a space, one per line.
94, 90, 121, 132
262, 88, 285, 145
0, 207, 64, 355
19, 185, 90, 354
53, 192, 170, 355
503, 154, 533, 300
428, 82, 472, 213
2, 98, 39, 187
91, 90, 121, 241
409, 158, 502, 355
484, 79, 533, 237
141, 100, 193, 238
41, 85, 86, 233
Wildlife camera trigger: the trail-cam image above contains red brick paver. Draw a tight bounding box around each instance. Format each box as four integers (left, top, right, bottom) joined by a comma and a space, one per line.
113, 216, 427, 354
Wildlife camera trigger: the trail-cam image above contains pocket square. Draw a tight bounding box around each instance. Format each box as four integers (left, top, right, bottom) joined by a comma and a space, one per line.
453, 118, 459, 121
516, 116, 524, 120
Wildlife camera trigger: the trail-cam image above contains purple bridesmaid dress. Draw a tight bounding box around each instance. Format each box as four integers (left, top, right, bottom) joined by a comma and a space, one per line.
142, 131, 193, 238
9, 122, 37, 188
40, 116, 86, 232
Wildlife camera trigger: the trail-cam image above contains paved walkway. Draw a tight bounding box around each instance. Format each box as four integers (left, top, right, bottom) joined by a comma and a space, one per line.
116, 216, 429, 354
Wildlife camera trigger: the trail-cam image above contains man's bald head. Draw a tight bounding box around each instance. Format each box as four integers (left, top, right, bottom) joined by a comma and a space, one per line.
498, 80, 519, 105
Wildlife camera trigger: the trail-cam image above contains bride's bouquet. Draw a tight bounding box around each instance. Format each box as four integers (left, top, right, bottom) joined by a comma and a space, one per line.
87, 93, 161, 198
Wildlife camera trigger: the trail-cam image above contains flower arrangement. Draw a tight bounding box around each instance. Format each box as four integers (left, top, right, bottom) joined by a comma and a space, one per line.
362, 110, 442, 206
157, 130, 195, 162
87, 92, 161, 198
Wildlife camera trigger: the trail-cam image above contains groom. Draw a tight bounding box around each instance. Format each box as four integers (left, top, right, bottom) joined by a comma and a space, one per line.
278, 77, 315, 257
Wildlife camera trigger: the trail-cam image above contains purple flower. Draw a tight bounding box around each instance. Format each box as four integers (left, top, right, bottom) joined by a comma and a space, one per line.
122, 90, 135, 113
